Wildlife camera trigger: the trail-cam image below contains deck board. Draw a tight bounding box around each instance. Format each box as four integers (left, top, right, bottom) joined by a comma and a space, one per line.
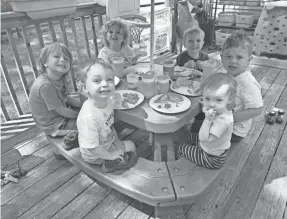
1, 63, 287, 219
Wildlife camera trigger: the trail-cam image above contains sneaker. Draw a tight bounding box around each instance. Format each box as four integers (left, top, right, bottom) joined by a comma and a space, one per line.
102, 152, 138, 173
62, 131, 79, 150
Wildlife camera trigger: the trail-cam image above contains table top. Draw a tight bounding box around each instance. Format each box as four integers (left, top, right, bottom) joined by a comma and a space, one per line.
114, 63, 202, 134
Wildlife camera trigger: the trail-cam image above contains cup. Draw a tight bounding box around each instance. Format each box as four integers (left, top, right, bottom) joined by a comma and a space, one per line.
140, 73, 156, 99
126, 73, 139, 89
112, 57, 125, 79
157, 74, 170, 94
163, 60, 175, 78
112, 92, 123, 108
202, 60, 217, 81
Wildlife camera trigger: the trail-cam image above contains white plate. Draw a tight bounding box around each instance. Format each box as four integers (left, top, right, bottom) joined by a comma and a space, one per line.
124, 63, 163, 76
149, 93, 191, 114
114, 90, 144, 110
170, 81, 202, 97
174, 66, 203, 78
114, 76, 120, 86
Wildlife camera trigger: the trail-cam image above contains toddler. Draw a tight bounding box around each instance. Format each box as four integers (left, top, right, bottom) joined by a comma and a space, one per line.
176, 27, 209, 71
98, 19, 140, 67
77, 58, 136, 169
177, 73, 237, 169
221, 31, 263, 140
29, 42, 81, 138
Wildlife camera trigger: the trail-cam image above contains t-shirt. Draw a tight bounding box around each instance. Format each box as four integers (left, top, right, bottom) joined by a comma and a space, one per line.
77, 98, 115, 162
176, 50, 209, 68
98, 46, 134, 65
200, 110, 234, 156
231, 70, 263, 137
29, 74, 67, 135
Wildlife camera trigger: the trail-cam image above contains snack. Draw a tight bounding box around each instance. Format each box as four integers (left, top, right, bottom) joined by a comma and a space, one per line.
154, 92, 184, 104
173, 77, 193, 89
122, 93, 140, 104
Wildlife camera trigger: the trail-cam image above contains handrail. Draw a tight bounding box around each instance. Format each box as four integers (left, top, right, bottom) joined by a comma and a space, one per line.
1, 3, 106, 29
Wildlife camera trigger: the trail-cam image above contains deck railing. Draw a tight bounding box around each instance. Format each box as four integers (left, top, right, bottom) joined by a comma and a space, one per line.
1, 3, 106, 122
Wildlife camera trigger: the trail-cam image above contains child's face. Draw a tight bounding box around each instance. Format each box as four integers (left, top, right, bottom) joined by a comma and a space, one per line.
45, 51, 70, 77
184, 32, 204, 54
203, 84, 231, 114
221, 46, 252, 77
107, 25, 124, 47
84, 64, 115, 101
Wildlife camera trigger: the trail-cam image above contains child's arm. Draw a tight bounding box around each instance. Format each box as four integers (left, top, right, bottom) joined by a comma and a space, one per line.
233, 106, 263, 123
66, 95, 82, 108
55, 106, 78, 118
199, 107, 218, 142
111, 125, 121, 141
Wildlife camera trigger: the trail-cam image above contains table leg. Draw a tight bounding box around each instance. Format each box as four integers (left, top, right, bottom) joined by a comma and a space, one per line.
149, 132, 154, 147
153, 133, 175, 162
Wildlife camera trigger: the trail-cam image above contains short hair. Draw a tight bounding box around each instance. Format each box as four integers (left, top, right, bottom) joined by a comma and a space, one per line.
183, 27, 205, 43
38, 42, 73, 74
222, 30, 253, 56
200, 73, 237, 100
81, 58, 114, 84
101, 19, 130, 48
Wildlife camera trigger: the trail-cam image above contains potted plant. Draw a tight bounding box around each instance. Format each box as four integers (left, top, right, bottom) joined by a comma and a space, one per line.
3, 0, 77, 19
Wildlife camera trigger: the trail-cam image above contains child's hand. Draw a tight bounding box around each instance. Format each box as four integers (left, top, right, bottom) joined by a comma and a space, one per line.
110, 148, 125, 161
184, 60, 197, 69
196, 61, 204, 70
203, 106, 216, 121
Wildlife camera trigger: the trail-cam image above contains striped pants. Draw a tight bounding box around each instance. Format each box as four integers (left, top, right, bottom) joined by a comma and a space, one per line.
176, 133, 228, 169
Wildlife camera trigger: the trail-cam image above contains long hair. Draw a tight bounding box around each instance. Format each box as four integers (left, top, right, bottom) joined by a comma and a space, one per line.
101, 19, 130, 48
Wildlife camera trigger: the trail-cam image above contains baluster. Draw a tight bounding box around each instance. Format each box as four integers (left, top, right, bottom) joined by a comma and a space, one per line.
81, 16, 92, 61
1, 98, 10, 122
59, 19, 69, 48
21, 26, 38, 78
35, 23, 45, 48
1, 53, 23, 117
90, 15, 99, 57
69, 18, 81, 62
6, 29, 30, 99
48, 21, 57, 42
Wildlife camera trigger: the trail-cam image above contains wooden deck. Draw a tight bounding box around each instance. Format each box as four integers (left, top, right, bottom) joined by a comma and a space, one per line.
1, 55, 287, 219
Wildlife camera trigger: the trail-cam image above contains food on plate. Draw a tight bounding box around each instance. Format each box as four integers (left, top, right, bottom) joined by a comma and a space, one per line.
122, 93, 140, 105
173, 77, 193, 89
154, 92, 184, 104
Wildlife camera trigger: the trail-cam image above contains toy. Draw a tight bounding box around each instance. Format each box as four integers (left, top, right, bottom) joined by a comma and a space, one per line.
265, 107, 285, 125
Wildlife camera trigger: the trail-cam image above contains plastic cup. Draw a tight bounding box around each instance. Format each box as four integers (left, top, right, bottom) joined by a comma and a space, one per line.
202, 60, 217, 81
112, 57, 125, 79
163, 60, 175, 78
157, 74, 170, 94
112, 92, 122, 108
126, 73, 139, 89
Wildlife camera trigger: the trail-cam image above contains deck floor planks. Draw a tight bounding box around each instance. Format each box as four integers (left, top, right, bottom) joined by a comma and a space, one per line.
18, 172, 94, 219
1, 162, 80, 219
185, 67, 287, 219
250, 80, 287, 219
218, 69, 287, 219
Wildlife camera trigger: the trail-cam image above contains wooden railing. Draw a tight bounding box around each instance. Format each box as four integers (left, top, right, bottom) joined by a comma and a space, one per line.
1, 3, 106, 122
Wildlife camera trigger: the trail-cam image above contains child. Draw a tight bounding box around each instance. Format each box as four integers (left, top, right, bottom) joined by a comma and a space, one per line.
177, 73, 237, 169
221, 31, 263, 141
77, 58, 136, 171
176, 27, 209, 71
29, 42, 81, 138
98, 19, 139, 67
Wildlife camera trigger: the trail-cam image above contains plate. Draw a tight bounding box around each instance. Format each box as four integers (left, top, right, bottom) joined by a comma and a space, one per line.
170, 80, 202, 97
124, 63, 163, 76
114, 76, 120, 86
149, 93, 191, 114
174, 66, 203, 78
114, 90, 144, 110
